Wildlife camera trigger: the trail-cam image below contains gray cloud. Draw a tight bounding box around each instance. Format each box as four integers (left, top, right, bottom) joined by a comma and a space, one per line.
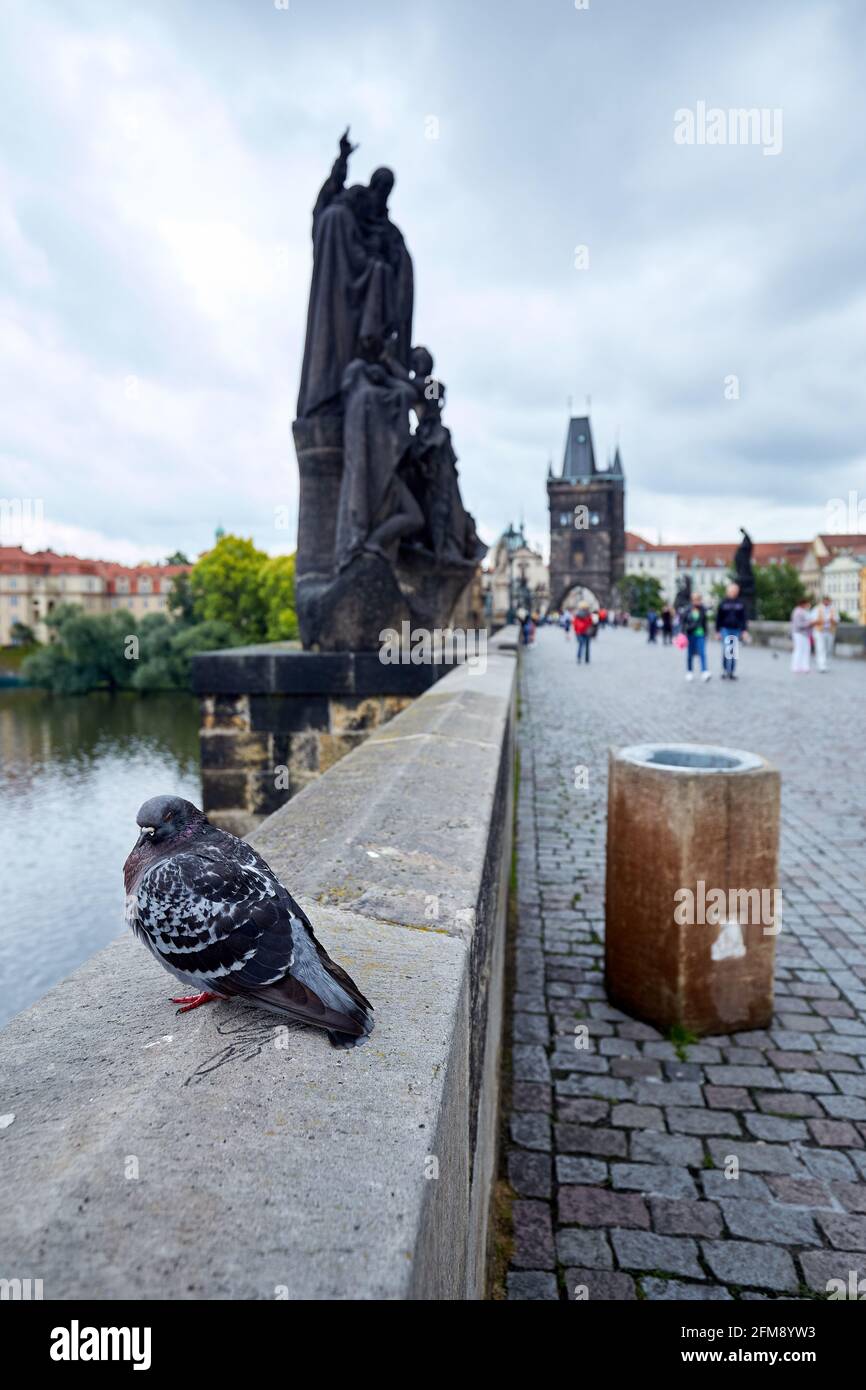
1, 0, 864, 565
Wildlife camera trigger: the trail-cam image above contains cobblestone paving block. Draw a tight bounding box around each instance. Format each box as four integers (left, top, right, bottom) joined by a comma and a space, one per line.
566, 1268, 637, 1300
798, 1249, 866, 1294
705, 1085, 754, 1111
706, 1065, 783, 1089
820, 1095, 866, 1121
816, 1212, 866, 1250
650, 1198, 723, 1238
557, 1098, 608, 1125
767, 1176, 835, 1208
610, 1103, 664, 1128
630, 1131, 705, 1166
555, 1124, 628, 1158
641, 1278, 732, 1301
719, 1197, 817, 1245
754, 1090, 823, 1117
706, 1139, 805, 1175
800, 1147, 858, 1181
507, 1150, 552, 1199
633, 1080, 704, 1107
555, 1227, 614, 1269
666, 1106, 742, 1136
743, 1114, 809, 1142
611, 1163, 698, 1199
558, 1185, 650, 1229
832, 1181, 866, 1213
701, 1240, 799, 1292
555, 1075, 632, 1101
511, 1199, 555, 1270
511, 1081, 552, 1113
512, 1012, 552, 1044
808, 1118, 862, 1147
555, 1155, 608, 1185
506, 1271, 559, 1301
510, 1113, 552, 1152
611, 1230, 703, 1279
512, 1044, 551, 1084
700, 1171, 772, 1201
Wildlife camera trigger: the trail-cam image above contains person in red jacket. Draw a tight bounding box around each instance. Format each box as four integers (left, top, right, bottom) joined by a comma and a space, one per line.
573, 604, 593, 664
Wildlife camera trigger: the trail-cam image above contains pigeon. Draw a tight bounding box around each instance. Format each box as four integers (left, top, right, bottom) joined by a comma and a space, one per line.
123, 794, 373, 1048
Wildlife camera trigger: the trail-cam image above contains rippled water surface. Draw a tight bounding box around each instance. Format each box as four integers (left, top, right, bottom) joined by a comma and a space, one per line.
0, 690, 200, 1027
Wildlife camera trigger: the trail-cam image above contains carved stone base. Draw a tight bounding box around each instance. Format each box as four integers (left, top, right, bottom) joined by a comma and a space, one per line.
297, 551, 415, 653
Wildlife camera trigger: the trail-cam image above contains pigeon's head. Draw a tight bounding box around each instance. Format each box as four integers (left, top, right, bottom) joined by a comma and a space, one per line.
134, 795, 206, 849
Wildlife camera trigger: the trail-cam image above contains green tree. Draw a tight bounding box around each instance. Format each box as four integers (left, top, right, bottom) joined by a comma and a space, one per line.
133, 614, 239, 691
754, 562, 808, 621
23, 605, 137, 693
167, 569, 196, 624
165, 550, 190, 566
259, 553, 299, 641
190, 535, 269, 642
10, 620, 36, 645
618, 574, 664, 618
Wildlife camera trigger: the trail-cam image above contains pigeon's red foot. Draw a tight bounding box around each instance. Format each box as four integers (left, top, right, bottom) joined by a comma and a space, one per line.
171, 991, 218, 1014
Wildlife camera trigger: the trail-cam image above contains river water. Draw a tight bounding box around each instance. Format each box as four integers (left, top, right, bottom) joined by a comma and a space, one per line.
0, 689, 200, 1027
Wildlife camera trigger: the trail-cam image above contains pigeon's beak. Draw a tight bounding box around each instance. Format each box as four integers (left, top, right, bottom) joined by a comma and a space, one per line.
135, 826, 156, 850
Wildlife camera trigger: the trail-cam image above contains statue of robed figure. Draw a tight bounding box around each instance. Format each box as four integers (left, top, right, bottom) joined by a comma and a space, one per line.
292, 132, 485, 650
297, 130, 414, 419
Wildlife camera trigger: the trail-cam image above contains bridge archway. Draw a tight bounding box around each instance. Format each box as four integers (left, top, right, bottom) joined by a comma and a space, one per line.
557, 584, 602, 613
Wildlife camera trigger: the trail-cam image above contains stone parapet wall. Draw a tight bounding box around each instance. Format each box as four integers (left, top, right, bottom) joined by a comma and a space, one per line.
0, 626, 519, 1301
192, 644, 456, 835
749, 620, 866, 657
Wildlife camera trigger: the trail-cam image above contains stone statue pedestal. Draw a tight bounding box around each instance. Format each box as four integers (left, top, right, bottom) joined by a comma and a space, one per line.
191, 644, 452, 835
293, 415, 482, 651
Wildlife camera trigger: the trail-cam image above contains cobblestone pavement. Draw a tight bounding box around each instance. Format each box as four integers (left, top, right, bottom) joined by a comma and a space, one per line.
505, 625, 866, 1301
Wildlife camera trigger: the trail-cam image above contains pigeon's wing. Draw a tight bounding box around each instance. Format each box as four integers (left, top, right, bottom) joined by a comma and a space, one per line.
133, 846, 292, 987
135, 844, 372, 1040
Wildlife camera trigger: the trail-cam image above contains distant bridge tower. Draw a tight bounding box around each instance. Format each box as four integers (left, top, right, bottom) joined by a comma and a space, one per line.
547, 415, 625, 609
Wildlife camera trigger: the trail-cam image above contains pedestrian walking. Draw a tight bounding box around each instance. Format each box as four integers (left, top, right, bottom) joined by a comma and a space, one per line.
811, 594, 838, 672
791, 598, 813, 673
647, 609, 659, 643
715, 581, 750, 679
661, 605, 673, 645
683, 593, 712, 681
573, 603, 593, 665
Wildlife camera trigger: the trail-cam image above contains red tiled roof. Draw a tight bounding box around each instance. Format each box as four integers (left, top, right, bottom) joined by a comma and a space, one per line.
625, 536, 810, 567
0, 545, 191, 590
817, 533, 866, 554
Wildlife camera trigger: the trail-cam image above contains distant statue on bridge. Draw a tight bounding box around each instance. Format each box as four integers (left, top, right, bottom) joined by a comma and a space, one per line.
292, 131, 486, 650
734, 528, 757, 619
297, 129, 414, 419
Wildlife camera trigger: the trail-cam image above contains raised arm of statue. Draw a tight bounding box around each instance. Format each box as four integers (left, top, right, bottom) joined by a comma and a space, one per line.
312, 128, 358, 223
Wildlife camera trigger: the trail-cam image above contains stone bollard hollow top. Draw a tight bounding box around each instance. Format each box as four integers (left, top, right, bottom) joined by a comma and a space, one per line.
616, 742, 765, 774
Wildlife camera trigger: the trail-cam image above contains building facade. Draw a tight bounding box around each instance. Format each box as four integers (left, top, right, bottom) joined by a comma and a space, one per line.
482, 524, 549, 625
820, 552, 866, 622
0, 547, 191, 646
547, 416, 625, 610
625, 535, 812, 606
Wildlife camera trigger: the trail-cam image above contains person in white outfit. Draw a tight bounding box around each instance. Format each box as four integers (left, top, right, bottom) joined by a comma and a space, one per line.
790, 598, 813, 674
811, 594, 837, 672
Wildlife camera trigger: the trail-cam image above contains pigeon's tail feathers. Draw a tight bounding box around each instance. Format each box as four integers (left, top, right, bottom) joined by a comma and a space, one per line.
329, 1027, 371, 1050
222, 971, 373, 1044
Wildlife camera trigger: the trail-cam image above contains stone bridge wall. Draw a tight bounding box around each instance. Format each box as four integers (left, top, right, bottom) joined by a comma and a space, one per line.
0, 628, 519, 1301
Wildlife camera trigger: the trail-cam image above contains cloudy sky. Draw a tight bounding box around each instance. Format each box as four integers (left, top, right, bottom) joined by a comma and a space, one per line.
2, 0, 864, 563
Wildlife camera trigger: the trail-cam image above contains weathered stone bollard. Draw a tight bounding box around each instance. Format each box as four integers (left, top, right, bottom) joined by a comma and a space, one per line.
605, 743, 780, 1035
